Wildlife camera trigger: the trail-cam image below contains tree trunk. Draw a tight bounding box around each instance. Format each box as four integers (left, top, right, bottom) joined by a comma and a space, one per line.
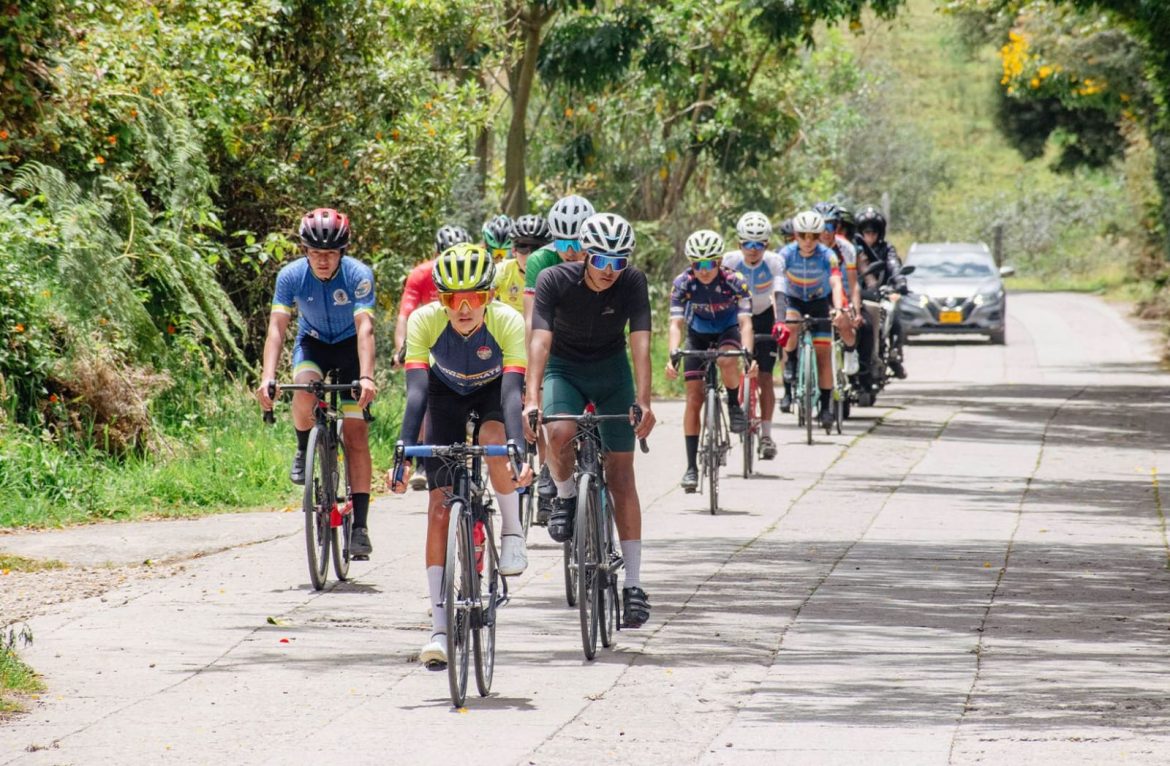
503, 5, 551, 217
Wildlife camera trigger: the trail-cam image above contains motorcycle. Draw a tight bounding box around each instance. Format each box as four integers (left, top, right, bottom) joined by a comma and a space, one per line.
854, 262, 914, 407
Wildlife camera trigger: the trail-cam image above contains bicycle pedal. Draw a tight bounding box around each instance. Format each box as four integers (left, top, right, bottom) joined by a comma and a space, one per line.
351, 553, 369, 562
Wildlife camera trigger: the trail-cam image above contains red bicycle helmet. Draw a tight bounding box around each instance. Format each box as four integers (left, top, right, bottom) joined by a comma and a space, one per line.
299, 208, 351, 250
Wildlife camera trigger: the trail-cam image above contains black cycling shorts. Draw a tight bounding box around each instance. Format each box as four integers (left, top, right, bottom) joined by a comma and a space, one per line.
751, 306, 779, 375
683, 325, 742, 382
424, 374, 505, 490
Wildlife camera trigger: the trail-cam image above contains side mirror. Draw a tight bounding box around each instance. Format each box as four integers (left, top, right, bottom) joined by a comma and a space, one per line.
900, 265, 916, 276
999, 265, 1015, 278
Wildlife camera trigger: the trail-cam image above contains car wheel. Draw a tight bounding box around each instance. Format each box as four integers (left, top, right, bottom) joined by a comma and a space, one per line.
989, 328, 1006, 345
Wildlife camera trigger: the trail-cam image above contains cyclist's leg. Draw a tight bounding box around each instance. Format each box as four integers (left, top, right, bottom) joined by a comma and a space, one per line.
541, 357, 589, 542
287, 339, 325, 483
329, 338, 373, 548
781, 302, 802, 411
714, 326, 747, 432
752, 308, 778, 440
681, 330, 712, 487
808, 300, 834, 418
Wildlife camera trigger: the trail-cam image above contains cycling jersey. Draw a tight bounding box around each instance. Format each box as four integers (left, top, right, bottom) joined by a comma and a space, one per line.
398, 259, 437, 319
779, 243, 838, 303
523, 245, 560, 295
833, 236, 857, 297
272, 256, 375, 343
492, 258, 525, 312
404, 301, 526, 397
721, 251, 787, 315
532, 262, 652, 362
669, 267, 751, 335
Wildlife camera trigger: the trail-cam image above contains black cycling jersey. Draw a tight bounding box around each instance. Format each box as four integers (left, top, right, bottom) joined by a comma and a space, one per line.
532, 262, 652, 363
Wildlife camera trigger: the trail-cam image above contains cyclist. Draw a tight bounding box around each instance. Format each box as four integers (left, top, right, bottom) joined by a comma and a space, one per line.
493, 214, 548, 314
393, 224, 473, 489
482, 214, 513, 262
666, 229, 756, 492
257, 208, 378, 558
778, 218, 795, 245
522, 195, 595, 517
779, 210, 845, 431
855, 205, 908, 380
815, 202, 861, 378
721, 212, 788, 460
524, 212, 657, 629
388, 243, 533, 670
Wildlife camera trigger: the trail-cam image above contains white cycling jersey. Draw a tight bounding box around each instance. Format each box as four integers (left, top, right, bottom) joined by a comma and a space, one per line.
721, 250, 787, 316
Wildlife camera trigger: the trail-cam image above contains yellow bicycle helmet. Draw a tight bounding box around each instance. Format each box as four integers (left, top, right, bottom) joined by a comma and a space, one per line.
432, 242, 496, 292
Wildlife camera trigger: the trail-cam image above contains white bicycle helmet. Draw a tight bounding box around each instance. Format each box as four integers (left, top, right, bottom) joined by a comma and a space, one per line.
735, 211, 772, 241
792, 209, 825, 234
684, 229, 724, 261
580, 212, 635, 255
547, 194, 595, 240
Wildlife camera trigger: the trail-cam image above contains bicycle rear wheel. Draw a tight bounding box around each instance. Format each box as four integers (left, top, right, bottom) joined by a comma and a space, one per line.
518, 445, 536, 539
445, 503, 473, 707
302, 426, 332, 591
740, 378, 754, 479
563, 539, 578, 607
705, 387, 721, 515
599, 489, 619, 648
331, 441, 351, 581
802, 345, 816, 445
473, 512, 497, 697
575, 473, 600, 660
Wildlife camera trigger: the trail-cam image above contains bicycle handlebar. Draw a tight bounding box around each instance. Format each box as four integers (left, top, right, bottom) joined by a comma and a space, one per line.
262, 380, 373, 424
391, 441, 524, 487
530, 404, 650, 454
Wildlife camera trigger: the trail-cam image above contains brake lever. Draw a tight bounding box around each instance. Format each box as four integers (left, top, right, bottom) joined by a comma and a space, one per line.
263, 381, 276, 424
631, 403, 649, 454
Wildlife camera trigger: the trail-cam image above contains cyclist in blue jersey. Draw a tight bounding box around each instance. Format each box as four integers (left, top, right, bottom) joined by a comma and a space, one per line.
257, 208, 379, 558
778, 210, 845, 431
666, 229, 756, 492
721, 211, 789, 460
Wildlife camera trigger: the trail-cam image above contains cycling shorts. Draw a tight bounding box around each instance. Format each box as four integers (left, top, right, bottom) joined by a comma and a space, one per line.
292, 335, 363, 419
785, 296, 832, 347
683, 325, 742, 382
750, 306, 779, 375
542, 351, 635, 453
424, 373, 505, 490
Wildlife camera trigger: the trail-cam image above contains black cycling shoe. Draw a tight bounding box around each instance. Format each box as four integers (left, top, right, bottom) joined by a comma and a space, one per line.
622, 586, 651, 628
536, 464, 556, 499
890, 359, 908, 379
728, 403, 748, 434
779, 388, 793, 414
535, 495, 552, 526
681, 467, 699, 493
290, 450, 306, 485
350, 527, 372, 560
818, 406, 835, 431
548, 496, 577, 543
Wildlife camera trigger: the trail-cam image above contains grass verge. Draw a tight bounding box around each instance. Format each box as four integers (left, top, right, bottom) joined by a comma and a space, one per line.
0, 555, 65, 573
1, 625, 42, 716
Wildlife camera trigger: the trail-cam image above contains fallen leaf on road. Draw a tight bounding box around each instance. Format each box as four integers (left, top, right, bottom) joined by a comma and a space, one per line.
266, 616, 284, 626
456, 707, 469, 714
279, 638, 290, 643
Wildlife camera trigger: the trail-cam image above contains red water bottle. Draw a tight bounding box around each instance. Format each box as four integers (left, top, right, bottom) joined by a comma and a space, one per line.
473, 521, 486, 574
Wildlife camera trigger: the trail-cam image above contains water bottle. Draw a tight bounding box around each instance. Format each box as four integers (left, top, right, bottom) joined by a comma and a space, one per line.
473, 521, 486, 574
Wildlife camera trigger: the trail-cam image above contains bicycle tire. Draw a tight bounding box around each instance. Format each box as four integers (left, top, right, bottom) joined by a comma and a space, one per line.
599, 489, 619, 648
331, 440, 351, 581
518, 447, 536, 539
563, 539, 577, 607
473, 511, 497, 697
302, 426, 332, 591
445, 503, 472, 707
575, 473, 600, 660
741, 378, 754, 479
706, 386, 720, 515
803, 344, 816, 446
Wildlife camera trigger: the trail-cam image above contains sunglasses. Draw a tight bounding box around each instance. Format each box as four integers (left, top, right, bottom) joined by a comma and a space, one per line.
553, 238, 582, 254
512, 243, 534, 254
692, 258, 719, 270
438, 289, 491, 311
490, 247, 510, 261
796, 232, 818, 241
824, 222, 837, 233
587, 251, 630, 272
740, 240, 768, 251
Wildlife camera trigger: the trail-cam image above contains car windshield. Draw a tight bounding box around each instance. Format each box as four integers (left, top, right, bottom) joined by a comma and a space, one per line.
907, 255, 995, 279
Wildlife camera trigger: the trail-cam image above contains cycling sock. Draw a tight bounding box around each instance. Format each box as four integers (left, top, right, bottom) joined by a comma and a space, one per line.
554, 476, 576, 498
427, 565, 447, 634
497, 490, 521, 537
762, 421, 772, 438
726, 387, 739, 409
351, 493, 370, 528
685, 435, 699, 470
819, 389, 832, 410
620, 539, 641, 589
295, 428, 311, 452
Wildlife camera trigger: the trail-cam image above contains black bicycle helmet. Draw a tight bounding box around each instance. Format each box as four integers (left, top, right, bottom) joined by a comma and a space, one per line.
812, 201, 841, 223
778, 218, 795, 241
434, 224, 473, 254
299, 208, 350, 250
482, 215, 514, 250
510, 214, 552, 247
855, 205, 887, 240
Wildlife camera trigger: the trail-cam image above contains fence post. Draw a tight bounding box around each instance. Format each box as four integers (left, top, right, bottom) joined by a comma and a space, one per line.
992, 222, 1004, 267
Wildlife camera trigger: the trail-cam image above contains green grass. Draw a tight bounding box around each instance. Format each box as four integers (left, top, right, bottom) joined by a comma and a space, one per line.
1, 626, 42, 716
0, 381, 404, 530
0, 554, 64, 573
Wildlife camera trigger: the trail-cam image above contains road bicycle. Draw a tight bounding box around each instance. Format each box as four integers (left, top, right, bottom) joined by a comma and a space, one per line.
792, 316, 834, 446
516, 440, 538, 539
829, 321, 852, 435
533, 406, 647, 660
673, 348, 749, 514
738, 333, 777, 478
392, 428, 522, 707
264, 377, 371, 590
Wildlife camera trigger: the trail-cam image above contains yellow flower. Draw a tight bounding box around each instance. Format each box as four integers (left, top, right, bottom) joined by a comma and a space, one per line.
1030, 77, 1040, 89
95, 155, 106, 165
14, 323, 25, 333
564, 107, 574, 118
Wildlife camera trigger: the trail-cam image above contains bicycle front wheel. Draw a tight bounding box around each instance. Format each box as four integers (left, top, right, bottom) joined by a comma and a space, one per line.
473, 512, 497, 697
519, 446, 536, 539
741, 380, 755, 479
599, 489, 619, 648
563, 539, 578, 607
575, 473, 601, 660
445, 502, 473, 707
705, 387, 721, 515
302, 426, 332, 591
331, 443, 351, 581
802, 346, 816, 445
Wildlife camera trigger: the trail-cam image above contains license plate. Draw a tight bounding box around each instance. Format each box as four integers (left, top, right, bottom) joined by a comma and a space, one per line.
939, 310, 963, 324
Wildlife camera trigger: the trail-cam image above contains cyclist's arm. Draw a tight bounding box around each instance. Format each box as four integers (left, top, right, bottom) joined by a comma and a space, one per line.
738, 312, 755, 356
525, 329, 552, 411
668, 316, 684, 357
523, 293, 535, 347
630, 330, 653, 409
353, 311, 376, 407
395, 271, 425, 356
400, 368, 428, 447
830, 271, 845, 310
260, 311, 291, 385
501, 372, 525, 444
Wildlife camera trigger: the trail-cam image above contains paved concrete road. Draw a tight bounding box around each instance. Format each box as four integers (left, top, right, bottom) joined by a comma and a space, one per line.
3, 293, 1170, 765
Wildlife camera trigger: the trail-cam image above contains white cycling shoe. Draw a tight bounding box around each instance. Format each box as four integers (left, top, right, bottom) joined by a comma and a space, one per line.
499, 534, 528, 576
420, 635, 447, 670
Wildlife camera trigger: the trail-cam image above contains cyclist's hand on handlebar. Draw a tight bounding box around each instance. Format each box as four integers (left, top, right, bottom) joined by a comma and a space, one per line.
523, 404, 541, 443
631, 403, 656, 440
771, 321, 791, 347
665, 350, 680, 381
746, 359, 759, 380
256, 379, 278, 410
356, 377, 377, 409
514, 461, 534, 489
387, 461, 412, 494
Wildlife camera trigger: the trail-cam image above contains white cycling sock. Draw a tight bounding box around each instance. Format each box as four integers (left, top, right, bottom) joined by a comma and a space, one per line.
762, 421, 772, 438
554, 476, 576, 498
497, 490, 521, 537
427, 565, 446, 635
621, 540, 642, 589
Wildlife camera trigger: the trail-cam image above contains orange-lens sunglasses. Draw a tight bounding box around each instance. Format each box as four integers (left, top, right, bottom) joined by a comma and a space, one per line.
439, 289, 491, 311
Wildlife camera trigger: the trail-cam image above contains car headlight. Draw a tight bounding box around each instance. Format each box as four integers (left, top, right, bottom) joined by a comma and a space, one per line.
972, 289, 1004, 307
917, 294, 930, 308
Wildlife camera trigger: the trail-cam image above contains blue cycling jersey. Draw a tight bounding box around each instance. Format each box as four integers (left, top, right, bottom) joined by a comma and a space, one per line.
272, 256, 376, 344
779, 243, 838, 303
669, 267, 751, 334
